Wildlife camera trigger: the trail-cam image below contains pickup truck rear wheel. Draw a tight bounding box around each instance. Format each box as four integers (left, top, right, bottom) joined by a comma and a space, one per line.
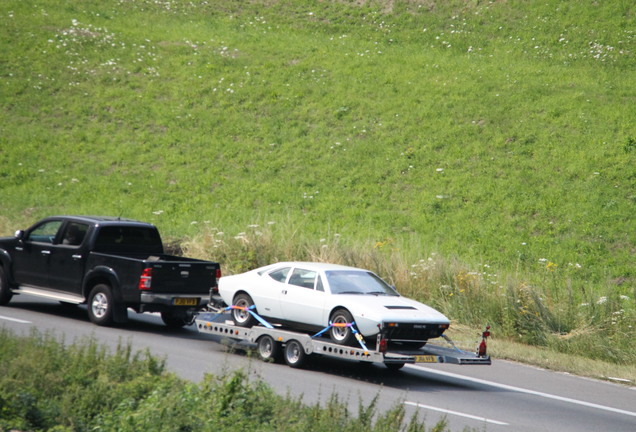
88, 284, 116, 326
232, 293, 257, 327
0, 267, 13, 305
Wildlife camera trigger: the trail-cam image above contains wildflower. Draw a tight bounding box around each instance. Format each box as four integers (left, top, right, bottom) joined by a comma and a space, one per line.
596, 296, 607, 305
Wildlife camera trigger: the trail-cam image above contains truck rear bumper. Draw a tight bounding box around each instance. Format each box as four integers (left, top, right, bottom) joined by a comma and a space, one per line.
139, 292, 208, 311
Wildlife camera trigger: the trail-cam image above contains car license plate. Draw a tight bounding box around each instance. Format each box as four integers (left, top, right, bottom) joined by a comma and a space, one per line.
414, 355, 438, 363
173, 297, 198, 306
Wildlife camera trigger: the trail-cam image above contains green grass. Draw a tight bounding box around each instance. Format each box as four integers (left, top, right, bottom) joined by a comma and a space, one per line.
0, 328, 451, 432
1, 0, 634, 366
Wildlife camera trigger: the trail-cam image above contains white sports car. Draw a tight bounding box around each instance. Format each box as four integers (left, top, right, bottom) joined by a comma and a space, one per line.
218, 262, 450, 347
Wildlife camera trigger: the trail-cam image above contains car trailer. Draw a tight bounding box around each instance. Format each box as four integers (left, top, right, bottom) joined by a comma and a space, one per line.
195, 307, 492, 370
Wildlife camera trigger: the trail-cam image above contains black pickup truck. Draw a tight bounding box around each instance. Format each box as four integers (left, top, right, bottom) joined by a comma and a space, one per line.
0, 216, 221, 327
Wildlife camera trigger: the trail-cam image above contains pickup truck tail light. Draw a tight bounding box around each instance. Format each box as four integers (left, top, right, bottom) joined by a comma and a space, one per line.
216, 268, 222, 281
138, 268, 152, 290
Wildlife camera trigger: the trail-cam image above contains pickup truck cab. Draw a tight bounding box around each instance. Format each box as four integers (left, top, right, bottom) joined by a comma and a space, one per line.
0, 216, 221, 327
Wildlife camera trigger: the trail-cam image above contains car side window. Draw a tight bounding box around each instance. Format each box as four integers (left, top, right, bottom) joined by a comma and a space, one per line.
288, 268, 318, 289
268, 267, 291, 283
315, 275, 325, 292
61, 222, 88, 246
27, 220, 63, 244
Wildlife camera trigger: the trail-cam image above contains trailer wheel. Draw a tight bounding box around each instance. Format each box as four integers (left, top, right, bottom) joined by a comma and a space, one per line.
257, 335, 281, 362
284, 339, 306, 368
329, 308, 356, 345
0, 266, 13, 306
232, 293, 257, 327
87, 284, 116, 326
385, 362, 405, 371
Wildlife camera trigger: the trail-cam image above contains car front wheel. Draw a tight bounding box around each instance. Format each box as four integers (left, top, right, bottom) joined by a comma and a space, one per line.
329, 308, 356, 346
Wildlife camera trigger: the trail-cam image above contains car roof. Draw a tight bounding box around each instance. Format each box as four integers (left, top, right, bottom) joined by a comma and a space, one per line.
260, 262, 368, 273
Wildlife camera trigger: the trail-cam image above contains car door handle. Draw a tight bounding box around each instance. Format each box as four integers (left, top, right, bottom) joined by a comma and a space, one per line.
41, 250, 51, 255
72, 254, 82, 260
282, 290, 287, 295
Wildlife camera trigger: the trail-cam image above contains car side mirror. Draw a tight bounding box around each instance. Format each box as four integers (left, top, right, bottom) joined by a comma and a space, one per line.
14, 230, 25, 242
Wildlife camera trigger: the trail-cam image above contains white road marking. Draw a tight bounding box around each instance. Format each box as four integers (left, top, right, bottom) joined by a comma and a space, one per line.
0, 315, 32, 324
408, 365, 636, 418
404, 401, 509, 426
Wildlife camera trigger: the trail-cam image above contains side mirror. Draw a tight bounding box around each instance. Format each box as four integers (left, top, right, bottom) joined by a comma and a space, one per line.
14, 230, 25, 241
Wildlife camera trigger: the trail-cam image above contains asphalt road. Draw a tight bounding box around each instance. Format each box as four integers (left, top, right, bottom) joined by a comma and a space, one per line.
1, 295, 635, 432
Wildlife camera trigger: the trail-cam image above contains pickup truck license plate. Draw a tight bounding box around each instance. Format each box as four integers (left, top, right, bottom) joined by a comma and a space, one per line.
173, 297, 198, 306
414, 355, 438, 363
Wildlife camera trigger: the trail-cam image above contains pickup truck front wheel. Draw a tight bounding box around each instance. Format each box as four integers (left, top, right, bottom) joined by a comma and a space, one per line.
0, 266, 13, 305
88, 284, 116, 326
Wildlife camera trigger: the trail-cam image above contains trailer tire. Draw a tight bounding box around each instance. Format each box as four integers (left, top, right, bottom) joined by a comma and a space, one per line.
0, 266, 13, 306
232, 293, 258, 327
329, 308, 356, 345
284, 339, 306, 368
257, 335, 281, 362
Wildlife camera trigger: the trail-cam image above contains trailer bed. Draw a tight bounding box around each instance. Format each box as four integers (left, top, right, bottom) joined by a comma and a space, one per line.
195, 311, 491, 369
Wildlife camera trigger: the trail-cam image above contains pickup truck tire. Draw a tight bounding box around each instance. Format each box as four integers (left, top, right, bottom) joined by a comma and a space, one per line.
87, 284, 116, 326
231, 293, 257, 327
161, 311, 191, 328
329, 308, 356, 346
283, 339, 306, 368
0, 266, 13, 305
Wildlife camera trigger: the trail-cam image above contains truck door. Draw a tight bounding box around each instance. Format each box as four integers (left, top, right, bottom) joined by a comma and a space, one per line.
280, 267, 327, 327
47, 222, 89, 294
11, 219, 64, 288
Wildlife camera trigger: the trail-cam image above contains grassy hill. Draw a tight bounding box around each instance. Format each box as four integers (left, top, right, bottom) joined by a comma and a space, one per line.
1, 0, 634, 367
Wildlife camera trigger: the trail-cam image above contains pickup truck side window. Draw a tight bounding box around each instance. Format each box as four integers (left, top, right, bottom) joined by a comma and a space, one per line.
61, 222, 88, 246
27, 220, 63, 244
93, 226, 163, 254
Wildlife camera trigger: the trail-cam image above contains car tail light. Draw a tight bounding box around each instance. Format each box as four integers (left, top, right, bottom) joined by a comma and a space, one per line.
138, 268, 152, 290
379, 338, 388, 353
216, 268, 222, 281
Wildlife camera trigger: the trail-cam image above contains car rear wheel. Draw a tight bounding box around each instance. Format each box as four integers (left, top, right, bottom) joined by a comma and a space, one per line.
329, 308, 356, 346
232, 293, 257, 327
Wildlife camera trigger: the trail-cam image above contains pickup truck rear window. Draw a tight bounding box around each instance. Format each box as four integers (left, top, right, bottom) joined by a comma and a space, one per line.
93, 226, 163, 254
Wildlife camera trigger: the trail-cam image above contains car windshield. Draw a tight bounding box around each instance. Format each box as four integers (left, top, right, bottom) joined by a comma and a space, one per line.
325, 270, 399, 296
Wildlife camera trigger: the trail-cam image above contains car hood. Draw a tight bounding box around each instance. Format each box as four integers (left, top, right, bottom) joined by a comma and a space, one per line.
336, 295, 450, 324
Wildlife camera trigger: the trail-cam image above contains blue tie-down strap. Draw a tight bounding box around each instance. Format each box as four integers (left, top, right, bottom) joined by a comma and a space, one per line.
312, 321, 370, 354
225, 305, 274, 329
